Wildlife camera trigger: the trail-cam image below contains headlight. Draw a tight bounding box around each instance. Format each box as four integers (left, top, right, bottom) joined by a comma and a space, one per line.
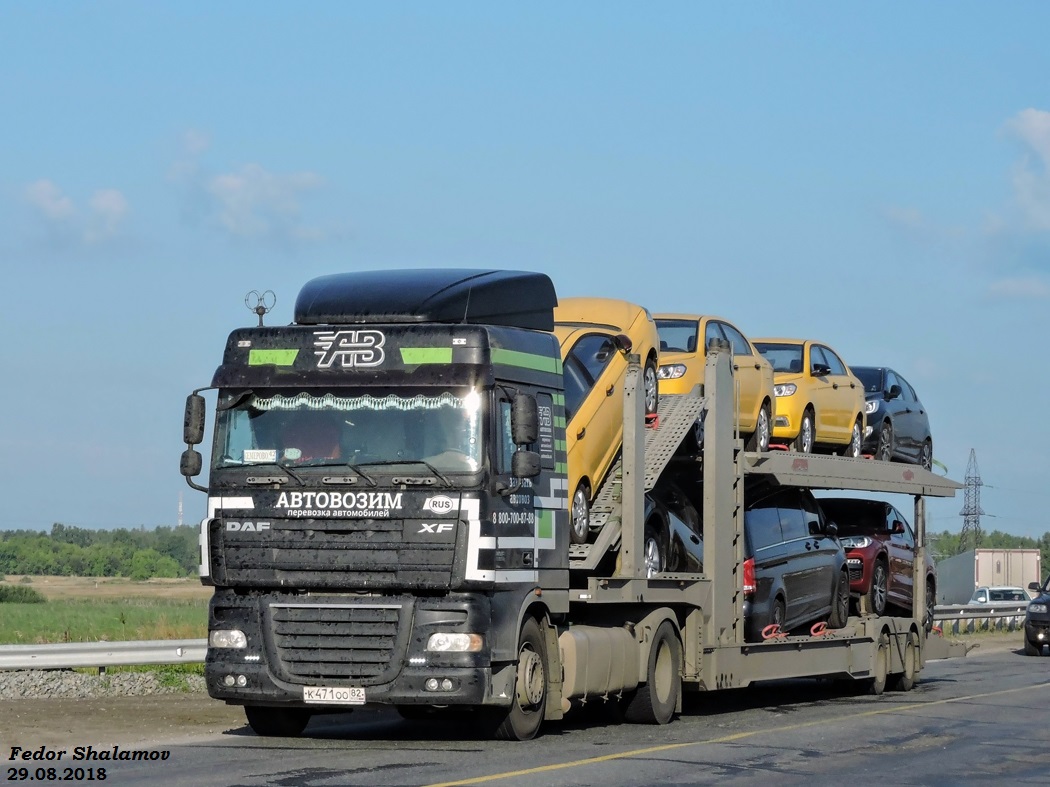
1030, 603, 1048, 614
773, 383, 797, 397
658, 364, 687, 380
840, 536, 873, 548
865, 400, 879, 415
426, 633, 484, 652
209, 629, 247, 649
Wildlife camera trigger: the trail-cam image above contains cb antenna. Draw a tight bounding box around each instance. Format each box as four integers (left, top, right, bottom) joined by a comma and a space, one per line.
245, 290, 276, 327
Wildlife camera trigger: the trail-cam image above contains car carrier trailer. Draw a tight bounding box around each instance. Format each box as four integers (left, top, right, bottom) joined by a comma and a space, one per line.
180, 268, 963, 741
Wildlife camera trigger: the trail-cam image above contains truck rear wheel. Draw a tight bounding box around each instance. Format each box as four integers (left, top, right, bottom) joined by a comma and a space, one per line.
866, 632, 890, 695
622, 621, 681, 725
488, 617, 548, 741
888, 630, 920, 691
244, 705, 311, 737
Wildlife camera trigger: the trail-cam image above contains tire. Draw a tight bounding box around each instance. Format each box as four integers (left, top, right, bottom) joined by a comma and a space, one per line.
829, 568, 850, 628
643, 520, 667, 578
746, 401, 772, 452
489, 617, 548, 741
643, 357, 659, 416
924, 581, 936, 634
888, 631, 920, 691
770, 595, 786, 632
866, 632, 890, 695
1024, 637, 1041, 656
869, 560, 889, 617
875, 421, 893, 462
844, 417, 862, 458
244, 706, 311, 737
622, 621, 681, 725
791, 409, 815, 453
569, 482, 591, 545
920, 439, 933, 471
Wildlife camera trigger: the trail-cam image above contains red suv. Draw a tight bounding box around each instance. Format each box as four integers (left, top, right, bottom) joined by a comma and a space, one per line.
817, 497, 936, 629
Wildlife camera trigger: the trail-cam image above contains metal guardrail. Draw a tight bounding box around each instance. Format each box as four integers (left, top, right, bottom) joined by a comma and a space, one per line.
0, 606, 1031, 671
0, 639, 207, 671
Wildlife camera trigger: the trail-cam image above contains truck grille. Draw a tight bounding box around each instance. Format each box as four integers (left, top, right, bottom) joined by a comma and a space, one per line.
267, 601, 407, 684
212, 518, 456, 589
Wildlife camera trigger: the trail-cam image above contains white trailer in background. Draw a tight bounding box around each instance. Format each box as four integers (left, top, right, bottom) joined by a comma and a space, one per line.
937, 548, 1042, 604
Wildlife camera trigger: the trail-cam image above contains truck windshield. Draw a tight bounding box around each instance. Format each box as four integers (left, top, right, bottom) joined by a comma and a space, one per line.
213, 389, 483, 472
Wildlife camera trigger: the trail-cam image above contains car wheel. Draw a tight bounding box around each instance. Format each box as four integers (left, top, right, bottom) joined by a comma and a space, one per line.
643, 357, 659, 416
244, 706, 311, 737
844, 417, 862, 458
746, 401, 772, 452
1025, 637, 1042, 656
569, 483, 591, 545
875, 421, 893, 462
869, 560, 888, 617
829, 568, 850, 628
769, 595, 786, 633
792, 409, 815, 453
920, 439, 933, 471
643, 520, 667, 578
924, 581, 936, 634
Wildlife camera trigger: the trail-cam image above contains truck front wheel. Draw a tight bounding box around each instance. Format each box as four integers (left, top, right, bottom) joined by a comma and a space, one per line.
622, 620, 681, 725
244, 705, 311, 737
489, 616, 548, 741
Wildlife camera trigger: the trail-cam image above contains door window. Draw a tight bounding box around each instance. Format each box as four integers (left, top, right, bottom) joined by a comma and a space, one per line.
809, 345, 829, 374
820, 347, 848, 376
745, 498, 783, 553
776, 492, 809, 542
570, 334, 617, 382
719, 322, 753, 357
704, 321, 726, 354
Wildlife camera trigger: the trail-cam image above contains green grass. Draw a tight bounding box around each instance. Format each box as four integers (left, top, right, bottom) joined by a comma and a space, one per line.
0, 597, 208, 644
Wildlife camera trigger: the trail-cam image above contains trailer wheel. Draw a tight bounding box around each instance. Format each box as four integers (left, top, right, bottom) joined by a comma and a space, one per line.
866, 632, 890, 695
622, 621, 681, 725
244, 705, 311, 737
489, 617, 548, 741
888, 630, 920, 691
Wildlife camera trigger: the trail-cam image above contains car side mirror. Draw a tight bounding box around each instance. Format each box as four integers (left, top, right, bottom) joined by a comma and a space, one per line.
1031, 581, 1043, 592
887, 384, 902, 400
825, 520, 838, 538
891, 520, 905, 534
812, 363, 831, 377
613, 333, 633, 354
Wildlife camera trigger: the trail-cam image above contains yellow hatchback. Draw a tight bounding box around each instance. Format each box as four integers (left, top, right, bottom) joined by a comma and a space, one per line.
554, 297, 660, 544
752, 338, 865, 456
654, 314, 775, 452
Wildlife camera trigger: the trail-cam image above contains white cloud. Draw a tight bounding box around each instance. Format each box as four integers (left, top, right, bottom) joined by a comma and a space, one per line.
206, 163, 325, 241
85, 189, 130, 243
25, 179, 75, 222
1005, 108, 1050, 231
987, 275, 1050, 299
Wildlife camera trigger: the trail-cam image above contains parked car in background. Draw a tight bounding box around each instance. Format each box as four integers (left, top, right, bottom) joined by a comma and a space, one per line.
1024, 576, 1050, 656
969, 586, 1031, 604
818, 497, 936, 630
850, 366, 933, 470
554, 297, 661, 544
654, 314, 775, 452
752, 339, 865, 456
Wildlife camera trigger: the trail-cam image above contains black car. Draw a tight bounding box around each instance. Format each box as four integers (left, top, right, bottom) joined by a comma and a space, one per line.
1025, 576, 1050, 656
850, 366, 933, 469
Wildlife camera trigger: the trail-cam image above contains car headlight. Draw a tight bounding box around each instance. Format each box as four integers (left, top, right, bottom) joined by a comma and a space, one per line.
865, 400, 879, 415
1030, 603, 1048, 614
658, 364, 687, 380
840, 536, 873, 548
773, 383, 797, 397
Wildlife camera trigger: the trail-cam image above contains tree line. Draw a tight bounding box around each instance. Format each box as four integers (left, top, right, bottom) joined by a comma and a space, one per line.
0, 523, 198, 580
928, 528, 1050, 574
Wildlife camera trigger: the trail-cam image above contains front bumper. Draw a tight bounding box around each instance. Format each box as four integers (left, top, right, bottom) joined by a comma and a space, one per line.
204, 589, 515, 709
1025, 619, 1050, 647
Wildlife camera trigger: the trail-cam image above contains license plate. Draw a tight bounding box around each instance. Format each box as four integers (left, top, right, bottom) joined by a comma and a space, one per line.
302, 686, 366, 705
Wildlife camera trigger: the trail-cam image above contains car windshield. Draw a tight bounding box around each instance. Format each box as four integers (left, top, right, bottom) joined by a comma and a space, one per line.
754, 342, 803, 374
852, 367, 884, 394
212, 388, 483, 473
988, 589, 1029, 602
655, 319, 698, 354
818, 500, 885, 536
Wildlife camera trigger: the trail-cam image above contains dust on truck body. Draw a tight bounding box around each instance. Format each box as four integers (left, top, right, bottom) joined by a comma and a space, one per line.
181, 268, 965, 741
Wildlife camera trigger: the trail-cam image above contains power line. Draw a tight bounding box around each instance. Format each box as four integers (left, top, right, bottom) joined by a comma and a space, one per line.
959, 448, 985, 550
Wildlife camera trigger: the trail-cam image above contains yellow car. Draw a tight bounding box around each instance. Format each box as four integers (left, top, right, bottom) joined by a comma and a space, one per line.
654, 314, 775, 452
752, 338, 865, 456
554, 297, 660, 544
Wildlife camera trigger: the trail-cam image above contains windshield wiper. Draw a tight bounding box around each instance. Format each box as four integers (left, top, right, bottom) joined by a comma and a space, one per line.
243, 461, 305, 486
353, 459, 454, 488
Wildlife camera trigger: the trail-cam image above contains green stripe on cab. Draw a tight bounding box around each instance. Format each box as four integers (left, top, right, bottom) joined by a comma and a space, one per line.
400, 347, 453, 364
248, 349, 299, 366
492, 349, 562, 374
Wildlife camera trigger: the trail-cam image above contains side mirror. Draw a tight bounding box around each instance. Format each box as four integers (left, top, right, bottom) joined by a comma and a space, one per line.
184, 394, 207, 446
180, 448, 202, 478
887, 384, 902, 400
511, 450, 541, 479
825, 520, 838, 538
511, 394, 538, 445
891, 520, 905, 534
613, 333, 633, 354
812, 363, 831, 377
1031, 581, 1043, 592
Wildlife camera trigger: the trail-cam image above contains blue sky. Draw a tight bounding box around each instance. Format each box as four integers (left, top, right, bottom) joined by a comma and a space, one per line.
2, 3, 1048, 540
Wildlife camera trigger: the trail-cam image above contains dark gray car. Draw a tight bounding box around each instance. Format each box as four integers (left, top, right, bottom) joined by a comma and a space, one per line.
851, 366, 933, 469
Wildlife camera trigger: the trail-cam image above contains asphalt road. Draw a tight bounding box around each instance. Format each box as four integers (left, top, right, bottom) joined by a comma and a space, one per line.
7, 638, 1046, 787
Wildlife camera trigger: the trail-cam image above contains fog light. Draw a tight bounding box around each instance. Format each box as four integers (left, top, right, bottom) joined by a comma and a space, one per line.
210, 629, 247, 649
441, 679, 453, 691
224, 675, 235, 687
426, 633, 483, 652
236, 675, 247, 687
425, 678, 440, 691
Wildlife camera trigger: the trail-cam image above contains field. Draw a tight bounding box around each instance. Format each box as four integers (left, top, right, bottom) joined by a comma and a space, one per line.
0, 575, 210, 645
